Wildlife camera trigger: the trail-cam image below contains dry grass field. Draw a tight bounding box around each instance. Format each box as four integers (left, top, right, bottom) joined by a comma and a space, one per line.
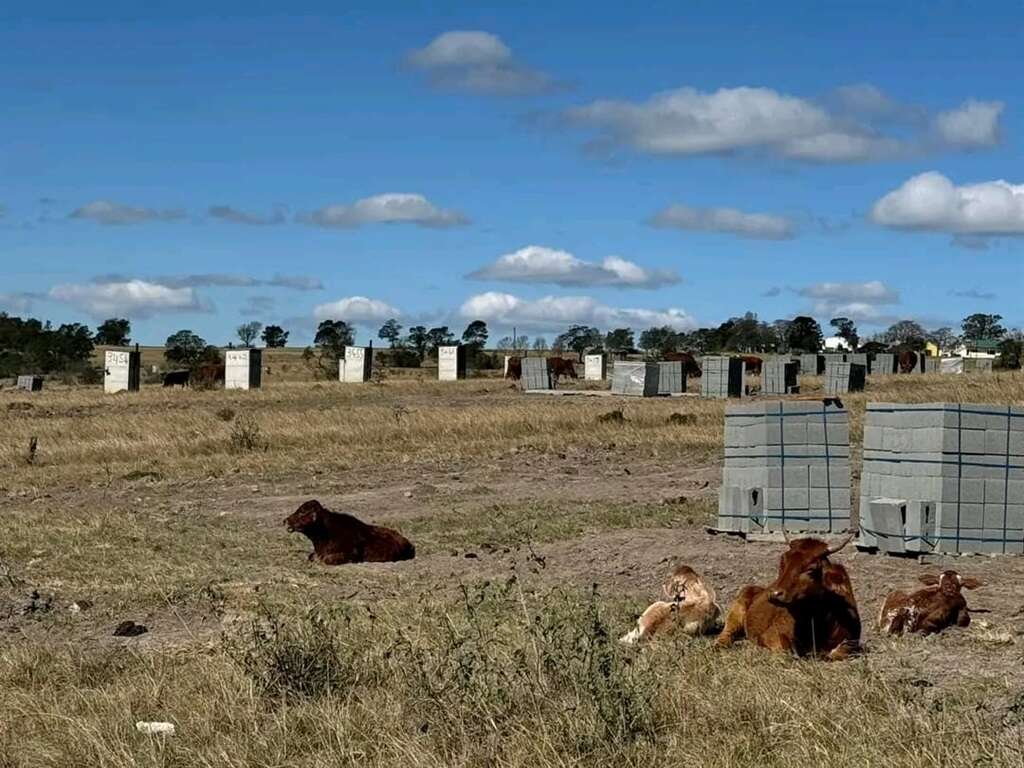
2, 370, 1024, 767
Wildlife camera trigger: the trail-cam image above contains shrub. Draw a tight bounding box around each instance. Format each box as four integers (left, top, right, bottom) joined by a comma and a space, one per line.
229, 415, 266, 453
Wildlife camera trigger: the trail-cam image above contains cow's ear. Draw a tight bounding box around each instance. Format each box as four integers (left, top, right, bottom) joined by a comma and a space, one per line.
959, 577, 983, 590
918, 574, 940, 585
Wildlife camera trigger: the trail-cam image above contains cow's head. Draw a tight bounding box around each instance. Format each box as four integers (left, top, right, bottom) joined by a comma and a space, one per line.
284, 499, 325, 533
769, 532, 854, 606
919, 570, 983, 596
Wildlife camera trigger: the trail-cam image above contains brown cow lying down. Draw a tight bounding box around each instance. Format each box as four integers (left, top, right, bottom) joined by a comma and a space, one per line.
715, 533, 861, 660
620, 565, 721, 644
284, 500, 415, 565
878, 570, 982, 636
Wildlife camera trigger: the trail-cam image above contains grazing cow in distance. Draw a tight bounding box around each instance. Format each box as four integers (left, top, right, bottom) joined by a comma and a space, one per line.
547, 357, 578, 381
897, 349, 918, 374
620, 565, 721, 644
663, 352, 702, 378
162, 370, 190, 388
284, 499, 415, 565
738, 355, 763, 375
879, 571, 983, 636
716, 533, 861, 659
504, 356, 522, 381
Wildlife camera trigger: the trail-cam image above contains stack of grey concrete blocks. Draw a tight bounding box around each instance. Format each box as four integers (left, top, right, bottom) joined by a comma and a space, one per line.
611, 361, 658, 396
918, 356, 939, 374
716, 400, 851, 535
16, 375, 42, 392
847, 353, 870, 373
657, 361, 685, 394
521, 357, 552, 391
800, 354, 825, 375
701, 356, 745, 399
225, 349, 262, 390
873, 353, 896, 375
824, 360, 866, 395
859, 403, 1024, 555
762, 359, 799, 395
965, 357, 995, 373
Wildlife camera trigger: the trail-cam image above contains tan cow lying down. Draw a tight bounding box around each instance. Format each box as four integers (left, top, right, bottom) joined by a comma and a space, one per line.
620, 565, 721, 644
879, 570, 982, 636
284, 499, 415, 565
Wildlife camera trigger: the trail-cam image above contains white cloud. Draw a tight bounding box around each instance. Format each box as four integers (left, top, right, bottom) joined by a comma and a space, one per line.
650, 205, 796, 239
795, 280, 901, 325
209, 205, 286, 226
0, 292, 37, 314
467, 245, 679, 288
871, 172, 1024, 235
304, 193, 468, 229
49, 279, 206, 318
406, 30, 552, 95
564, 85, 1004, 163
91, 273, 323, 292
459, 291, 696, 332
313, 296, 402, 323
69, 200, 186, 225
934, 100, 1003, 148
797, 281, 900, 304
267, 274, 324, 291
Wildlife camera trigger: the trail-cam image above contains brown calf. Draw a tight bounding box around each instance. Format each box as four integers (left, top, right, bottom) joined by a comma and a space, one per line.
620, 565, 721, 644
878, 571, 982, 636
284, 500, 415, 565
716, 533, 861, 659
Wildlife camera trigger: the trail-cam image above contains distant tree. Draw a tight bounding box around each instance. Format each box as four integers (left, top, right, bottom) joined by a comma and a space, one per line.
883, 320, 926, 347
164, 330, 209, 369
237, 321, 263, 348
927, 327, 959, 353
830, 317, 859, 350
639, 326, 681, 358
723, 312, 775, 352
514, 335, 529, 351
961, 313, 1006, 341
426, 326, 456, 356
785, 316, 824, 353
406, 326, 429, 362
604, 328, 634, 357
0, 315, 94, 376
314, 320, 355, 358
94, 318, 131, 346
461, 320, 488, 349
860, 340, 888, 355
998, 338, 1022, 370
378, 318, 403, 348
261, 324, 289, 348
532, 336, 548, 351
771, 319, 792, 352
495, 336, 514, 351
554, 325, 603, 361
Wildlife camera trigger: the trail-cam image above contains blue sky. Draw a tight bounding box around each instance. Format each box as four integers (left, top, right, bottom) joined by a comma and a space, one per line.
1, 0, 1021, 345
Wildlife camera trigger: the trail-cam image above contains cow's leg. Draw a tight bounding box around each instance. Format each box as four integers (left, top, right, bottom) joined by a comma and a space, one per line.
620, 601, 673, 645
956, 607, 971, 628
715, 594, 753, 648
319, 552, 350, 565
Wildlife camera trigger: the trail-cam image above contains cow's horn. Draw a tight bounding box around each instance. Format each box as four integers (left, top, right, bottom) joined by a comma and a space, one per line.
825, 531, 855, 555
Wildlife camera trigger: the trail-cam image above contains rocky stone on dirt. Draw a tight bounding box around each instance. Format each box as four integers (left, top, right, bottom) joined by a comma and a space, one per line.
136, 721, 176, 736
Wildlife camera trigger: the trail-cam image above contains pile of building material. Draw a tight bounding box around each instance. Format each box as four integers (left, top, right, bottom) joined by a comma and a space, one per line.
715, 400, 851, 535
521, 357, 552, 391
104, 349, 141, 393
701, 356, 745, 399
762, 359, 799, 395
859, 402, 1024, 555
438, 345, 467, 381
919, 356, 939, 374
824, 360, 866, 395
339, 346, 372, 383
940, 357, 964, 375
872, 353, 896, 375
847, 353, 870, 373
584, 354, 606, 381
611, 361, 658, 396
657, 361, 686, 394
225, 349, 262, 390
965, 357, 994, 373
16, 375, 42, 392
800, 354, 825, 375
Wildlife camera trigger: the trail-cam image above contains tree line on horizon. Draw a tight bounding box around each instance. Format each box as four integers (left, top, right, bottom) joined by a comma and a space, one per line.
1, 310, 1021, 379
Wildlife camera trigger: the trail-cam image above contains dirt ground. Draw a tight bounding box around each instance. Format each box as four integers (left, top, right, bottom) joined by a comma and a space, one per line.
4, 427, 1023, 701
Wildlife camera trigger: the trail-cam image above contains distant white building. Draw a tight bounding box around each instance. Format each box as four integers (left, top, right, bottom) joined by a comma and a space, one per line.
824, 335, 853, 352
